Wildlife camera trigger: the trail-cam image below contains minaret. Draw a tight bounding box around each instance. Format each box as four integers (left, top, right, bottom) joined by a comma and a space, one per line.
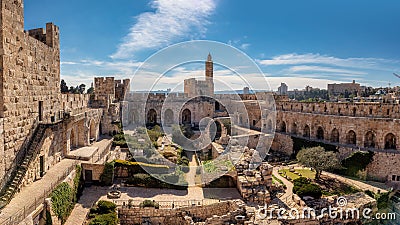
205, 53, 213, 79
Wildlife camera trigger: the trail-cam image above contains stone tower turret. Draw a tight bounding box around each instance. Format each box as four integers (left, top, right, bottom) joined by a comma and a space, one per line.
206, 53, 213, 79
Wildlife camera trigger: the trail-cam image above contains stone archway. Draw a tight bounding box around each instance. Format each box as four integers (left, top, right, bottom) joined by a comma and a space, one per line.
303, 125, 311, 138
89, 120, 98, 142
147, 109, 157, 125
213, 121, 223, 141
346, 130, 357, 145
68, 127, 78, 152
181, 109, 191, 125
164, 109, 174, 126
129, 110, 137, 124
279, 121, 286, 133
364, 131, 376, 148
316, 126, 324, 140
331, 128, 339, 143
384, 133, 396, 149
291, 122, 297, 135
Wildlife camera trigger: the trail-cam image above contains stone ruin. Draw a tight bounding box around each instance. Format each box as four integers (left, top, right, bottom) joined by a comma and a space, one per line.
235, 147, 273, 205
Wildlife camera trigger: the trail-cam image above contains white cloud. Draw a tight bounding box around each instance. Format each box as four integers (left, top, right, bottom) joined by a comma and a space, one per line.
288, 65, 366, 76
257, 53, 400, 71
240, 43, 251, 50
111, 0, 216, 59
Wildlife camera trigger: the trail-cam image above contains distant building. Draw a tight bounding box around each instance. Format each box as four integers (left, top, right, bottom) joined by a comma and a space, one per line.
184, 53, 214, 97
328, 80, 360, 97
278, 83, 288, 95
243, 87, 250, 94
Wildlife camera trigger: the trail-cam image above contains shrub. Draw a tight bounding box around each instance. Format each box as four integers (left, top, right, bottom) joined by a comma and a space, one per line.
113, 133, 127, 147
296, 183, 322, 199
50, 166, 83, 223
376, 192, 389, 210
97, 200, 117, 214
364, 190, 374, 198
147, 126, 163, 142
89, 213, 118, 225
125, 173, 187, 190
139, 200, 160, 209
89, 201, 118, 225
51, 182, 73, 223
100, 162, 114, 186
293, 177, 322, 199
45, 210, 53, 225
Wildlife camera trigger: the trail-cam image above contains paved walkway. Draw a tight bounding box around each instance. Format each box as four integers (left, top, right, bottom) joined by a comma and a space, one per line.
271, 166, 296, 208
64, 186, 107, 225
186, 152, 204, 199
0, 138, 113, 224
0, 159, 78, 222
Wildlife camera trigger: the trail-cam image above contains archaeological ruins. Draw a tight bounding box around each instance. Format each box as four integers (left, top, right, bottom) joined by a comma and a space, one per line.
0, 0, 399, 224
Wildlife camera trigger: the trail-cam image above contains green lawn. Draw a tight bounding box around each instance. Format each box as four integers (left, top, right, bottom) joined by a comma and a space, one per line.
278, 169, 316, 181
278, 168, 360, 196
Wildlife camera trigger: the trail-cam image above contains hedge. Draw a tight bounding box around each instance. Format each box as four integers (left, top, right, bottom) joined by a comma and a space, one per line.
139, 199, 160, 209
293, 177, 322, 199
114, 159, 169, 169
89, 201, 118, 225
125, 173, 187, 190
100, 162, 114, 186
51, 182, 73, 223
51, 165, 84, 224
114, 159, 170, 176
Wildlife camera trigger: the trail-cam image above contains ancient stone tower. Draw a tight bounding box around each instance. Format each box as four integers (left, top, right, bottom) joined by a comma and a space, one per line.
0, 0, 61, 179
206, 53, 213, 79
184, 54, 215, 97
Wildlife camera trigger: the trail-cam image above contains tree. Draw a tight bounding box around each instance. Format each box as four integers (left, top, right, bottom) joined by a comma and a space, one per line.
60, 79, 69, 93
78, 84, 86, 94
69, 86, 75, 93
87, 86, 94, 94
296, 146, 340, 180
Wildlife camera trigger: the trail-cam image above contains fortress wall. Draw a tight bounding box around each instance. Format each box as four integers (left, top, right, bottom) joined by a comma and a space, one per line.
0, 0, 62, 174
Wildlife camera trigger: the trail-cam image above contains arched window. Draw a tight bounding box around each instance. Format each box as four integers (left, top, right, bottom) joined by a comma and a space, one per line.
181, 109, 191, 125
346, 130, 357, 145
291, 122, 297, 135
316, 126, 324, 140
364, 131, 376, 148
385, 133, 396, 149
331, 128, 339, 143
279, 121, 286, 133
164, 109, 174, 125
147, 109, 157, 125
303, 125, 310, 138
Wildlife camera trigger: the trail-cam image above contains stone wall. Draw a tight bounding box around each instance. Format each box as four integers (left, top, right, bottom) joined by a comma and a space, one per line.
23, 125, 64, 186
115, 79, 130, 102
366, 152, 400, 182
276, 111, 400, 151
0, 0, 62, 177
118, 200, 244, 225
271, 132, 294, 156
277, 101, 400, 119
81, 163, 105, 182
61, 94, 90, 115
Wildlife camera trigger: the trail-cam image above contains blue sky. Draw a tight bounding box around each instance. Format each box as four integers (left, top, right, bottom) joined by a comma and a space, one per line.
24, 0, 400, 91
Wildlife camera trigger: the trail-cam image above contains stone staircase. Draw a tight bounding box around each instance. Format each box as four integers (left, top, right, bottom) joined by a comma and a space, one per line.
0, 124, 47, 209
